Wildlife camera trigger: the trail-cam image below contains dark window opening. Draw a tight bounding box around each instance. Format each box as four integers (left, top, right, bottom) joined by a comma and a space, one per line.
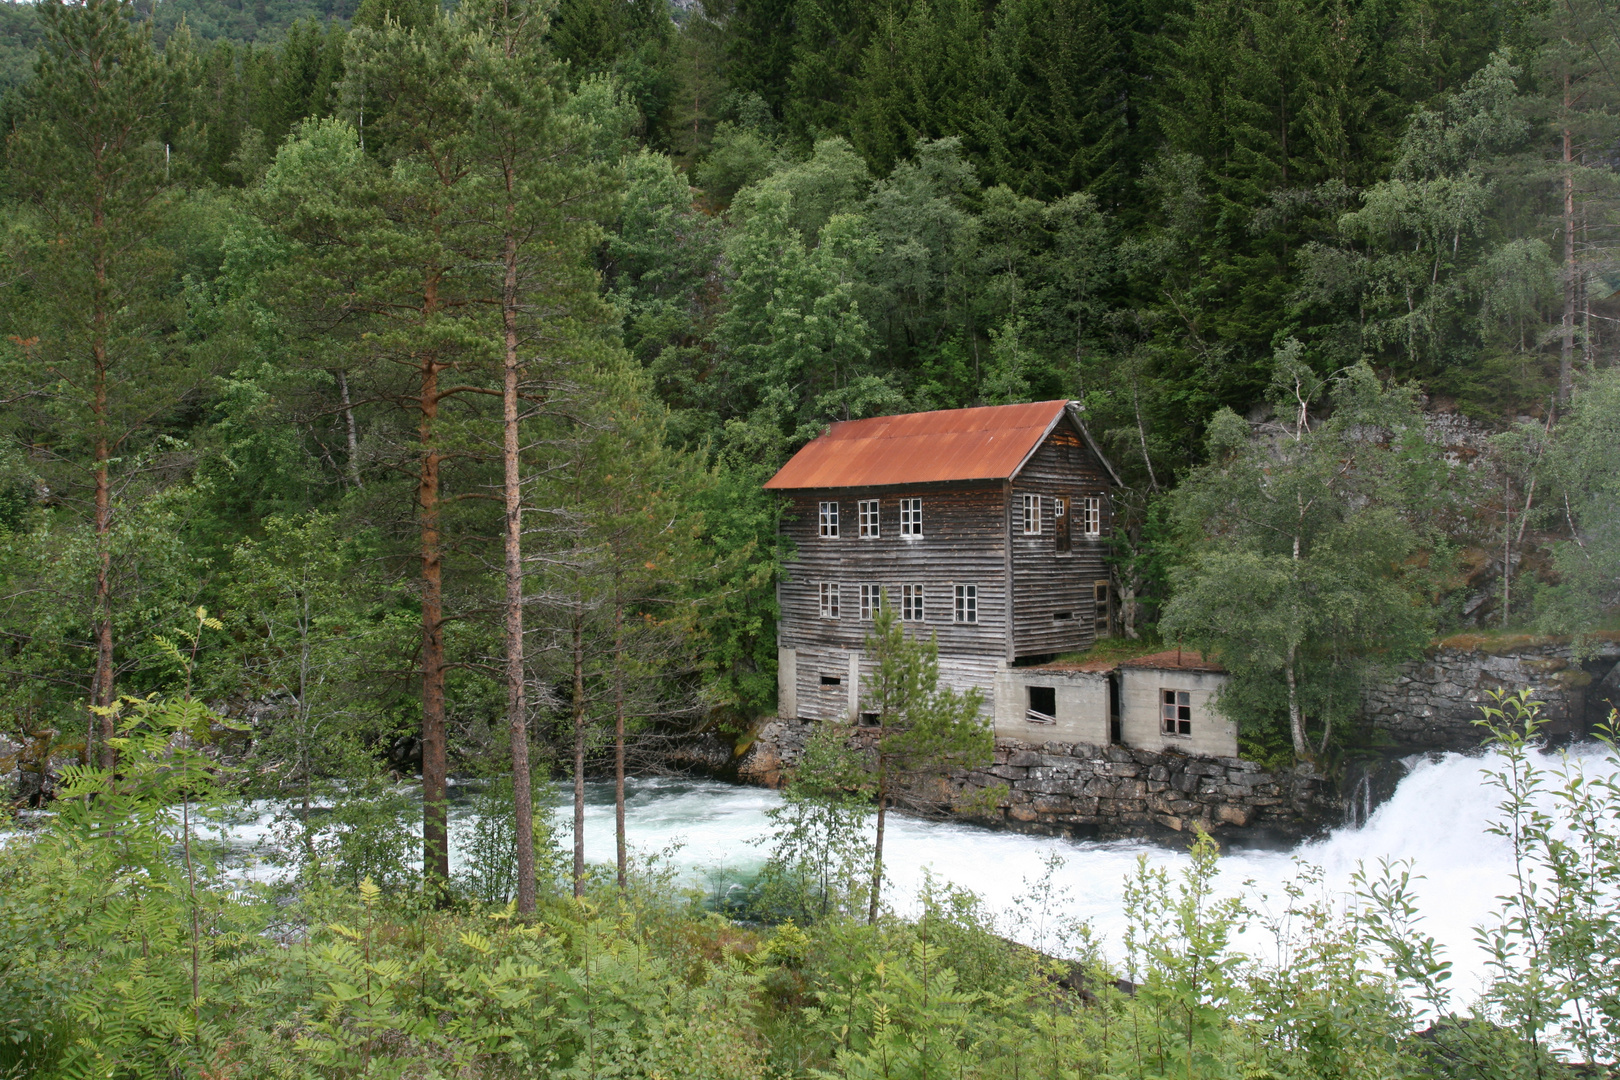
1108, 676, 1121, 743
1027, 686, 1056, 723
859, 711, 880, 726
1053, 611, 1072, 621
820, 675, 842, 686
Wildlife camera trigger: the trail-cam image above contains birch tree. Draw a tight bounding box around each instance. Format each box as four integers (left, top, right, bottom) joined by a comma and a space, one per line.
1161, 354, 1441, 760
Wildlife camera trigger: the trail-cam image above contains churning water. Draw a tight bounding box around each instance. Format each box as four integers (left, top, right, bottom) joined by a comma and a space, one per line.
190, 741, 1618, 1005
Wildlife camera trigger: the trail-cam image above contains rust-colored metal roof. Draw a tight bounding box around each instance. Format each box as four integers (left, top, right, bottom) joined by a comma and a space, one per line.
763, 401, 1071, 490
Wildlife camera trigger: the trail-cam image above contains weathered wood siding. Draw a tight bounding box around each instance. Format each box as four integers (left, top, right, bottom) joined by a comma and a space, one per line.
777, 482, 1009, 657
782, 645, 999, 721
1008, 418, 1113, 658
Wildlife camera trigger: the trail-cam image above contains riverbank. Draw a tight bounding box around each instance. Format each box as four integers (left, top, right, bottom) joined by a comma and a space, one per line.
733, 716, 1340, 844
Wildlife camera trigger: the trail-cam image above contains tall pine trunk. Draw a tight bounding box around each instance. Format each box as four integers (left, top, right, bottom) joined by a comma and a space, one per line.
91, 197, 115, 768
419, 346, 450, 889
501, 230, 537, 914
614, 590, 627, 890
572, 609, 587, 898
1561, 78, 1575, 406
92, 334, 115, 768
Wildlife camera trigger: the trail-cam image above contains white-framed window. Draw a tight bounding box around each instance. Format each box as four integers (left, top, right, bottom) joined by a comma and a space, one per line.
1161, 689, 1191, 736
818, 501, 840, 538
858, 499, 880, 538
900, 497, 923, 536
1022, 493, 1041, 534
900, 583, 924, 622
818, 582, 840, 619
860, 583, 883, 620
954, 584, 977, 623
1082, 496, 1102, 538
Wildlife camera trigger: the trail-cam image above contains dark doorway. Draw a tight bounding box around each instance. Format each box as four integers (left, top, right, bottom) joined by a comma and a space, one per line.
1108, 675, 1121, 743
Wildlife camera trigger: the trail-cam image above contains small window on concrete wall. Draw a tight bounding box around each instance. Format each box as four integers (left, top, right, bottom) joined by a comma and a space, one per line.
1161, 689, 1192, 736
1027, 686, 1056, 723
818, 582, 840, 618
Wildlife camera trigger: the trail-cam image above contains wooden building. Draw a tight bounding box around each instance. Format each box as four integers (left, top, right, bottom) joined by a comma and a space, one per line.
766, 400, 1123, 725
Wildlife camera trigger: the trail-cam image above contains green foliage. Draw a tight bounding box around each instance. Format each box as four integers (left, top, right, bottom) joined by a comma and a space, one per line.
5, 691, 1620, 1077
792, 602, 996, 923
1535, 367, 1620, 648
1162, 360, 1446, 759
1473, 690, 1620, 1068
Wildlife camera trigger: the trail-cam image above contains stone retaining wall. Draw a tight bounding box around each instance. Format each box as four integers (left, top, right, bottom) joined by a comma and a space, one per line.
738, 716, 1337, 842
1363, 635, 1620, 749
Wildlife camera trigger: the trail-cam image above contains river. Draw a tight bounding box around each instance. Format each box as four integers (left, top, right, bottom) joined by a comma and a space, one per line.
202, 740, 1616, 1006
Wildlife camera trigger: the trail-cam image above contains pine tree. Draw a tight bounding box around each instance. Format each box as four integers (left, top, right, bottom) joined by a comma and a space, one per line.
4, 0, 192, 766
463, 0, 620, 911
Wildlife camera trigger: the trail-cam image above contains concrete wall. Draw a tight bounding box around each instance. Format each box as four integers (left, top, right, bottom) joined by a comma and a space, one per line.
1118, 667, 1236, 759
783, 645, 1237, 760
992, 665, 1110, 746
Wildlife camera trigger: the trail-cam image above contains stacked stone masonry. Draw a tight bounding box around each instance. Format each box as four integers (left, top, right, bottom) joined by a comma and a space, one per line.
1363, 635, 1620, 749
738, 716, 1334, 841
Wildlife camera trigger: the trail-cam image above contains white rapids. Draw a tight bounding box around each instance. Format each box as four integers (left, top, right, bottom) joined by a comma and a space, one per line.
112, 741, 1620, 1006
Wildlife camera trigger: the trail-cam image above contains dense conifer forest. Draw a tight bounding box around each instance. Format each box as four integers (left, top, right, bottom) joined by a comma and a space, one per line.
0, 0, 1618, 1073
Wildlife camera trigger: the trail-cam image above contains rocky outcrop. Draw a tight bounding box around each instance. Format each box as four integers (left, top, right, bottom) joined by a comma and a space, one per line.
738, 716, 1337, 842
1, 729, 83, 807
1363, 634, 1620, 750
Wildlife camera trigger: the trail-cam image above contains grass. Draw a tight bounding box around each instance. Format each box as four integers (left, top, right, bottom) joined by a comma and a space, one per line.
1044, 634, 1169, 667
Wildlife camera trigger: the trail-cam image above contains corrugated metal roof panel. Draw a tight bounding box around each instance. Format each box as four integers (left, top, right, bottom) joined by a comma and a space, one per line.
763, 400, 1071, 490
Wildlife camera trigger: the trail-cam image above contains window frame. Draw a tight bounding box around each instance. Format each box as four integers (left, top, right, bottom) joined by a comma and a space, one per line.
1082, 496, 1102, 538
859, 583, 883, 620
953, 583, 978, 624
900, 583, 925, 622
1161, 688, 1192, 737
1021, 493, 1041, 535
818, 501, 840, 538
818, 582, 841, 619
858, 499, 880, 539
899, 497, 923, 537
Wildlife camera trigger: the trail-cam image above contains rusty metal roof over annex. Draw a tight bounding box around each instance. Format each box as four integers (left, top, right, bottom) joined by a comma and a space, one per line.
763, 400, 1074, 490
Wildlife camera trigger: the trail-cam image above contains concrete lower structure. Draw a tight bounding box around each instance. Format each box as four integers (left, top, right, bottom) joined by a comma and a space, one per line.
776, 645, 1234, 759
